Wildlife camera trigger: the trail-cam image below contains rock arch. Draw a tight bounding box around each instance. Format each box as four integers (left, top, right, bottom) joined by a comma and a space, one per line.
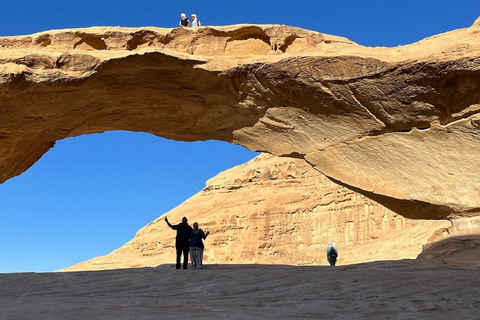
1, 23, 480, 219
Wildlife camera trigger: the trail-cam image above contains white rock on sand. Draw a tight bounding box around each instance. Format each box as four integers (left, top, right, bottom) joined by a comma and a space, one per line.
1, 260, 480, 319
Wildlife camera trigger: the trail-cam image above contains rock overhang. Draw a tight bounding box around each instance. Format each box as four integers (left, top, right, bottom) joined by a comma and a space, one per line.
1, 21, 480, 219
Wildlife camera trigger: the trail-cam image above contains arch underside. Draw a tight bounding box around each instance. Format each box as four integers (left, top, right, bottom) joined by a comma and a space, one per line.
1, 24, 480, 220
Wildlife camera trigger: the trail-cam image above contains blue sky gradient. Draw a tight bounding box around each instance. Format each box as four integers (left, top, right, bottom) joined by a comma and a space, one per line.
0, 1, 479, 272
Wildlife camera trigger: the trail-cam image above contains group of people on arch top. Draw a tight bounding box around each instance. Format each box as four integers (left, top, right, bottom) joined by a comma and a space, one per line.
179, 13, 201, 27
165, 216, 210, 269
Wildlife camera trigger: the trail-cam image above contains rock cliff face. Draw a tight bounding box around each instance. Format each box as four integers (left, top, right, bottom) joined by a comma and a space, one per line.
62, 154, 450, 271
1, 21, 480, 220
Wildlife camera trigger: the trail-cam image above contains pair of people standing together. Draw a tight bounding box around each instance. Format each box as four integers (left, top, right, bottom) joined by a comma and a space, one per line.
165, 216, 209, 269
179, 13, 201, 27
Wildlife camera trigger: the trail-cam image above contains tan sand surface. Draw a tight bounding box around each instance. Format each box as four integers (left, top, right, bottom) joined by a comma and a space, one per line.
1, 260, 479, 319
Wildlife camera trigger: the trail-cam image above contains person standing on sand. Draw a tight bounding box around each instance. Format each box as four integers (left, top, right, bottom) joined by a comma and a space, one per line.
189, 222, 210, 269
165, 216, 193, 269
179, 13, 190, 27
327, 241, 338, 266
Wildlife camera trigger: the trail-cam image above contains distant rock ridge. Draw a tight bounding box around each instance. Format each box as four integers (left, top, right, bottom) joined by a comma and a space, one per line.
1, 21, 480, 221
62, 154, 451, 271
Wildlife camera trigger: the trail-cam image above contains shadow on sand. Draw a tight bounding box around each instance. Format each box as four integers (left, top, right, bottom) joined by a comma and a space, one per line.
1, 259, 480, 319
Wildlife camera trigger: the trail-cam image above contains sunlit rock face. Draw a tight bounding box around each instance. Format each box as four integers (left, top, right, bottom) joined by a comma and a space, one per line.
1, 21, 480, 219
62, 154, 450, 271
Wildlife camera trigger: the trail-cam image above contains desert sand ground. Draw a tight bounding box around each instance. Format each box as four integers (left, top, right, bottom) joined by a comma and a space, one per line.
1, 260, 480, 319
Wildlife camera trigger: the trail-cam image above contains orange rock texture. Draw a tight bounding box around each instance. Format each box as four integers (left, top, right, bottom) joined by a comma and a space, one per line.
62, 154, 451, 271
1, 22, 480, 220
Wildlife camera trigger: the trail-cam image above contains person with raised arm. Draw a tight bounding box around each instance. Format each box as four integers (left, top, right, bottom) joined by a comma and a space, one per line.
189, 222, 210, 269
165, 216, 193, 269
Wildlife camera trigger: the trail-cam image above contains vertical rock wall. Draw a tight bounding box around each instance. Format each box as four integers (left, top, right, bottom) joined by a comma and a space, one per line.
62, 154, 450, 271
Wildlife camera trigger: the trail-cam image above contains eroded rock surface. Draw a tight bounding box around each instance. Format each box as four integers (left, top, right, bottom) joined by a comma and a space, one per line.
62, 154, 450, 271
1, 22, 480, 219
6, 262, 480, 320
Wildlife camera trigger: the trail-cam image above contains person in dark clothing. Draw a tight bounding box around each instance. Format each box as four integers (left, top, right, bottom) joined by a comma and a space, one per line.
327, 241, 338, 266
189, 222, 210, 269
179, 13, 190, 27
165, 216, 193, 269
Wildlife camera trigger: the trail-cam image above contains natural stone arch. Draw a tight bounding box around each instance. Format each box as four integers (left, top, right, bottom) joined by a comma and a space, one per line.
1, 22, 480, 220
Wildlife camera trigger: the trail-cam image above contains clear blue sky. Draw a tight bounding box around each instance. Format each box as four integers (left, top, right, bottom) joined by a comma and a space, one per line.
0, 1, 479, 273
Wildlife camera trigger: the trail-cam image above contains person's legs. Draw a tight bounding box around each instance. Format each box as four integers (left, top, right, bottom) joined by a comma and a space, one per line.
190, 247, 197, 269
198, 248, 204, 269
182, 246, 189, 269
328, 258, 336, 266
175, 246, 182, 269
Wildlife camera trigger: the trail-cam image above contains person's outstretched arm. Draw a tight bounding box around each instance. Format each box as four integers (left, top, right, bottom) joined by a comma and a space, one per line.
203, 230, 210, 239
165, 217, 175, 229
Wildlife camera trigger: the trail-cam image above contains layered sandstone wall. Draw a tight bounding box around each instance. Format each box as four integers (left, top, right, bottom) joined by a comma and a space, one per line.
62, 154, 450, 271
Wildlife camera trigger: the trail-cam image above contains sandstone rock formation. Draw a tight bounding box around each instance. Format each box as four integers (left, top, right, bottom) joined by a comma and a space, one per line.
62, 154, 451, 271
1, 21, 480, 220
417, 233, 480, 266
7, 261, 480, 319
417, 216, 480, 265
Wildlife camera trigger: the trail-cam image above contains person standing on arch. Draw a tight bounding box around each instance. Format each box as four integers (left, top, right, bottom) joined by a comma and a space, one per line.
190, 14, 201, 27
179, 13, 190, 27
165, 216, 193, 269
